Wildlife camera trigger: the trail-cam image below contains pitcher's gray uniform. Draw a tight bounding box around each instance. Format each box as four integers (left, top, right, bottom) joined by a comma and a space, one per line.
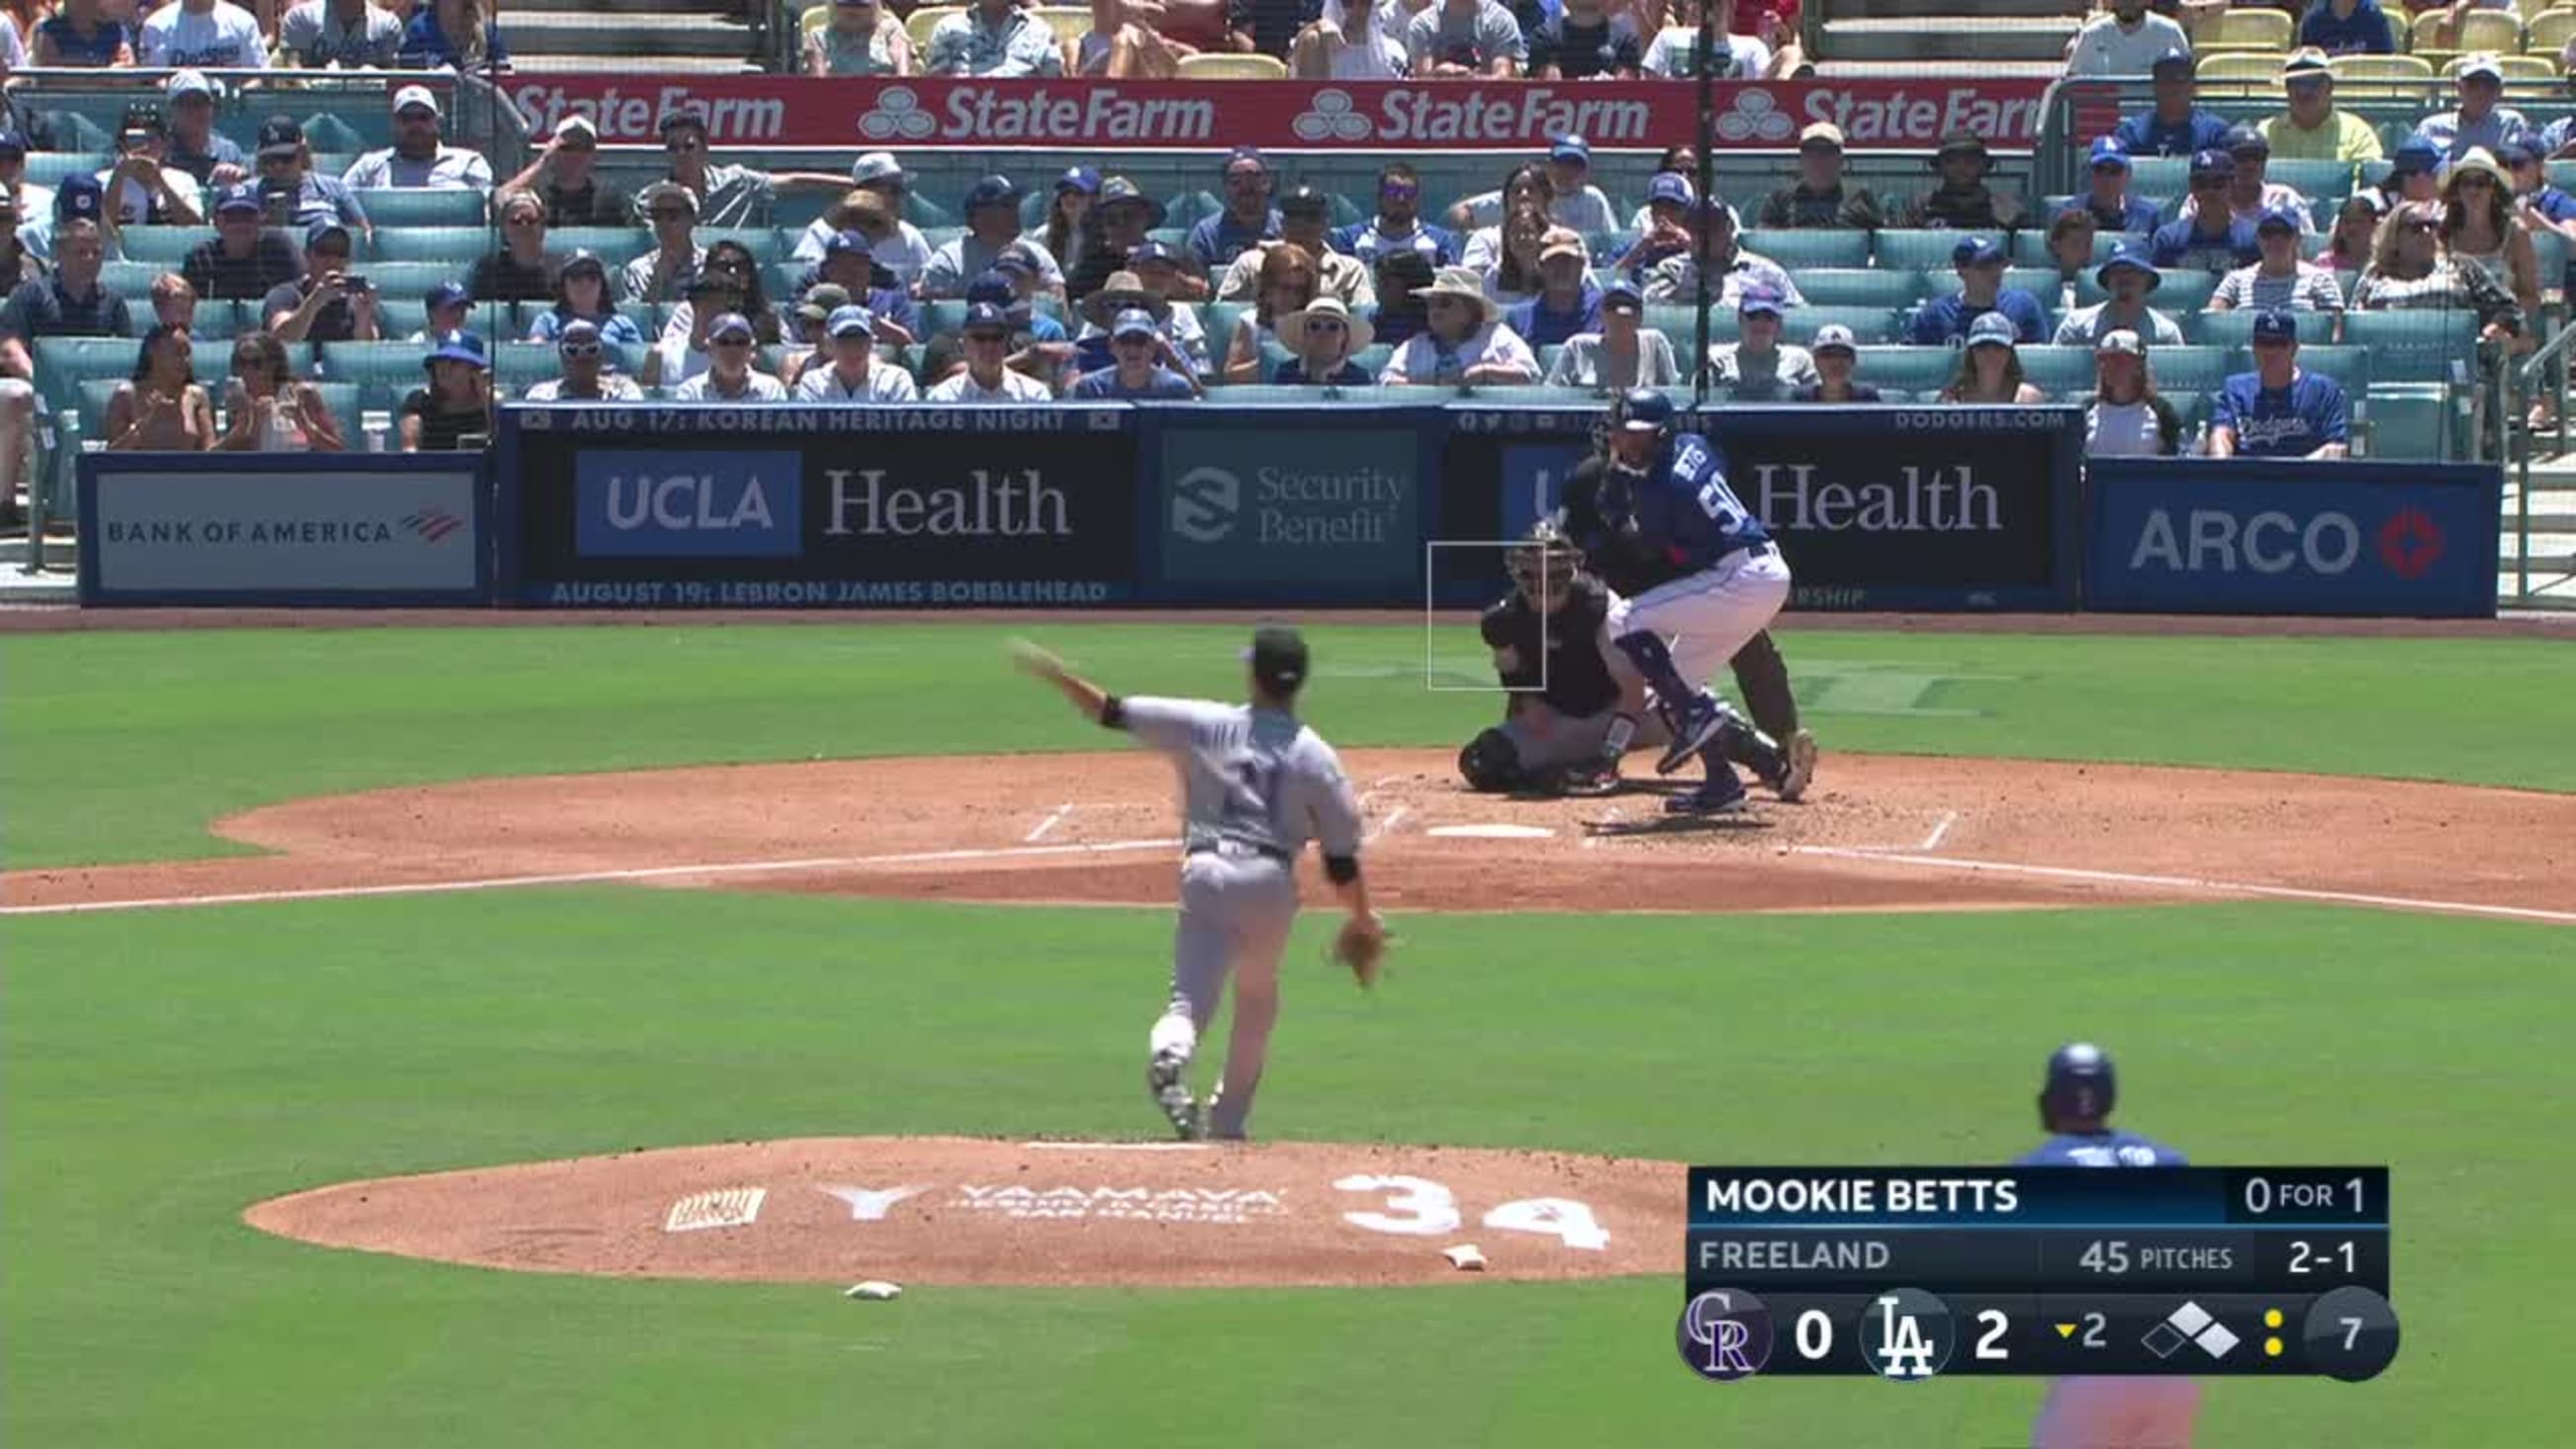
1119, 696, 1364, 1141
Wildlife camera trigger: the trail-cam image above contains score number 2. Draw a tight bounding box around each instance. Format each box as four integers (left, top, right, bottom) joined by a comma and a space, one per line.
1332, 1175, 1610, 1250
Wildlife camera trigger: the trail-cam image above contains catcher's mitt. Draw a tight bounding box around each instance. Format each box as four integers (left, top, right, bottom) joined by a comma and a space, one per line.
1333, 916, 1391, 989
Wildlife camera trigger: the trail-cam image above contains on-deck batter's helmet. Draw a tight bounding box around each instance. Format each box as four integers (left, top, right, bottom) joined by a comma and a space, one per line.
2041, 1042, 2117, 1122
1612, 386, 1674, 436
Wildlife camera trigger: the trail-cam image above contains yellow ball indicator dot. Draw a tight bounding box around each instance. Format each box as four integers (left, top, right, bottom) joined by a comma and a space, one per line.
2266, 1337, 2285, 1357
2264, 1309, 2285, 1329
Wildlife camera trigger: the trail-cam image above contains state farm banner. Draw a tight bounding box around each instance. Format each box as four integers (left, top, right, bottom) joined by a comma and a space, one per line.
504, 76, 2053, 152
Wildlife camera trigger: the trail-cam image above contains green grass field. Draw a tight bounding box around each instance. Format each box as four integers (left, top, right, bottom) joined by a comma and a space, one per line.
3, 621, 2569, 1447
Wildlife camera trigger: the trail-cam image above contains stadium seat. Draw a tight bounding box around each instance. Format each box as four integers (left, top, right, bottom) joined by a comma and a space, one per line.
373, 300, 430, 339
2277, 343, 2375, 392
2013, 346, 2098, 398
2141, 345, 2233, 399
1922, 266, 2060, 301
1783, 305, 1903, 346
2329, 54, 2436, 90
762, 262, 809, 302
2342, 310, 2479, 380
34, 337, 140, 409
2360, 383, 2458, 458
116, 226, 215, 265
1875, 230, 2000, 272
1794, 269, 1927, 308
1849, 346, 1959, 395
1176, 53, 1288, 79
102, 260, 164, 299
371, 227, 498, 264
312, 340, 437, 405
918, 299, 969, 338
492, 343, 564, 394
2195, 308, 2338, 349
546, 227, 654, 267
2267, 159, 2359, 203
2202, 9, 2293, 48
349, 189, 489, 228
1738, 229, 1871, 269
2411, 9, 2524, 53
906, 6, 958, 46
2012, 231, 2123, 269
2128, 156, 2189, 199
2531, 8, 2576, 53
2449, 53, 2556, 80
347, 263, 475, 303
2195, 53, 2286, 83
1222, 385, 1353, 402
24, 152, 109, 188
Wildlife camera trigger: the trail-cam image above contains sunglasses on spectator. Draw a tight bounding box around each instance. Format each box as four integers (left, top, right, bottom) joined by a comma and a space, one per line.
2455, 175, 2496, 188
1380, 185, 1418, 200
711, 334, 753, 348
2402, 217, 2440, 232
1307, 319, 1345, 333
560, 341, 602, 358
667, 139, 703, 153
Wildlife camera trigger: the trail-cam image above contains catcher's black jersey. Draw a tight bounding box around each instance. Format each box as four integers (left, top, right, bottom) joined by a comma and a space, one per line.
1481, 574, 1621, 718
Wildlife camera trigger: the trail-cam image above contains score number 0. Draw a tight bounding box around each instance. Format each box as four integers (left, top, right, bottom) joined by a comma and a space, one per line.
1786, 1307, 2030, 1363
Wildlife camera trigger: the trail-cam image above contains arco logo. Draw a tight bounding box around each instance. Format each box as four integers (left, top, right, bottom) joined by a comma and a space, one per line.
2376, 507, 2443, 580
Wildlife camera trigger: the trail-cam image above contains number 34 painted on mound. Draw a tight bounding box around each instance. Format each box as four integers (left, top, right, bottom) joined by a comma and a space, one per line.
1333, 1174, 1611, 1250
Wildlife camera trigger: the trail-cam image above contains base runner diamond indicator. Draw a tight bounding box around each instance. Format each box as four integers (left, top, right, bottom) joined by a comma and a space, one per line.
2141, 1323, 2188, 1359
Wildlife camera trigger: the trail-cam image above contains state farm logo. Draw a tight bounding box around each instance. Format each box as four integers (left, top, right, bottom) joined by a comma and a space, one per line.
1170, 466, 1241, 542
1715, 89, 1796, 144
857, 86, 936, 141
1292, 89, 1372, 143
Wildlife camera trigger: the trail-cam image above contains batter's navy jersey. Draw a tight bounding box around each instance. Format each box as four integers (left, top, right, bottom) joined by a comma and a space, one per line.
2214, 368, 2349, 456
1562, 433, 1769, 597
2016, 1130, 2189, 1168
1482, 575, 1622, 718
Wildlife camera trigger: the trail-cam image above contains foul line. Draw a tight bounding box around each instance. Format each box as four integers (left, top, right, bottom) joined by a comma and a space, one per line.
0, 838, 1183, 919
1920, 811, 1959, 852
1024, 803, 1075, 844
1793, 845, 2576, 926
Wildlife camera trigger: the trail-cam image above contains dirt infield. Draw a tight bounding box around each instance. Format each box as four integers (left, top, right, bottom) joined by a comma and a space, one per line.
6, 749, 2570, 921
244, 1137, 1685, 1287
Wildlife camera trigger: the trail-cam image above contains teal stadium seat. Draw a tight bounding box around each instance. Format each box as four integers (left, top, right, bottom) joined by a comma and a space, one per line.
1849, 346, 1960, 395
103, 260, 163, 298
1922, 266, 2061, 301
2131, 157, 2190, 199
373, 299, 430, 339
1738, 229, 1871, 269
550, 227, 654, 267
32, 337, 142, 408
2014, 231, 2123, 268
696, 226, 783, 264
1794, 269, 1927, 308
2013, 346, 2098, 398
1222, 385, 1351, 402
2268, 159, 2357, 204
2265, 343, 2374, 392
2361, 383, 2460, 459
2340, 310, 2478, 381
348, 189, 488, 228
312, 340, 434, 405
1782, 305, 1902, 346
74, 378, 126, 442
2142, 345, 2232, 399
491, 343, 563, 393
354, 263, 479, 303
371, 228, 500, 264
2196, 308, 2337, 349
117, 226, 214, 265
25, 152, 110, 188
1875, 230, 2003, 271
919, 299, 969, 338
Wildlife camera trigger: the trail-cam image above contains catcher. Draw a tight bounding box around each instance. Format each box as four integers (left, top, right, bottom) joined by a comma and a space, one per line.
1012, 626, 1385, 1144
1458, 522, 1673, 797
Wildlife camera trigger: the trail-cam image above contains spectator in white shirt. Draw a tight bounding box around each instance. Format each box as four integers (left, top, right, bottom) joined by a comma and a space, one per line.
1293, 0, 1409, 77
795, 305, 921, 401
138, 0, 267, 68
1644, 0, 1770, 78
2064, 0, 2190, 78
2411, 53, 2534, 163
928, 301, 1057, 400
342, 86, 493, 191
2084, 329, 2185, 456
1454, 140, 1618, 239
672, 311, 788, 400
2209, 207, 2346, 316
1379, 264, 1540, 385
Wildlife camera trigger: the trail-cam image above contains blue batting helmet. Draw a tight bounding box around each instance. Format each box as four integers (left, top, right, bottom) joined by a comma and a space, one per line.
2042, 1042, 2117, 1121
1613, 386, 1673, 435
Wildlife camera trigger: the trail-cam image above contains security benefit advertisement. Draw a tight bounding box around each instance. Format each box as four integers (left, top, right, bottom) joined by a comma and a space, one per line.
2086, 459, 2501, 617
1153, 411, 1433, 604
502, 406, 1139, 607
1446, 405, 2085, 611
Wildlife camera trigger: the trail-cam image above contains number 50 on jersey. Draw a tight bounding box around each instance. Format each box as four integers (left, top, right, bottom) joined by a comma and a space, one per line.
1674, 1167, 2397, 1382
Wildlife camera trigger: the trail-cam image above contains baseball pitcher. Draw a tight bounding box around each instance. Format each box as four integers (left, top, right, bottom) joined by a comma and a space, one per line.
1458, 522, 1675, 796
1559, 388, 1817, 814
1012, 628, 1384, 1143
2020, 1043, 2201, 1449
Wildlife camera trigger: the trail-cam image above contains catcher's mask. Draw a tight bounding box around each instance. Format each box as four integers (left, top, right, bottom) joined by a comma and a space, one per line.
1507, 520, 1576, 606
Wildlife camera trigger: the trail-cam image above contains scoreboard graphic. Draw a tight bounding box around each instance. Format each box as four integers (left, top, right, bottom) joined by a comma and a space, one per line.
1676, 1167, 2396, 1382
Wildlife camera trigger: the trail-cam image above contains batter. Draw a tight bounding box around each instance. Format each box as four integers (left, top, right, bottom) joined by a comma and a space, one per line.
1011, 628, 1384, 1143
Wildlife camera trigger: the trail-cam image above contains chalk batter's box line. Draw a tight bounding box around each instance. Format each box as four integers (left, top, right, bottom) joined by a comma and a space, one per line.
1422, 539, 1577, 694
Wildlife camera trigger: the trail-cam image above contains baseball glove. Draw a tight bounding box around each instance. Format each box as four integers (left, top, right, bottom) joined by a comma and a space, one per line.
1333, 916, 1391, 989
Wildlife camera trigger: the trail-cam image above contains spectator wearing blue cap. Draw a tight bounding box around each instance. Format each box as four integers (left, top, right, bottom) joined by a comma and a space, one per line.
923, 178, 1068, 299
1221, 189, 1376, 310
416, 281, 474, 343
2210, 207, 2346, 317
1703, 286, 1815, 400
1023, 167, 1099, 272
794, 305, 919, 402
2182, 125, 2316, 234
397, 0, 512, 69
265, 217, 381, 344
2063, 0, 2188, 78
2505, 137, 2576, 248
2063, 138, 2161, 235
2054, 247, 2186, 345
2380, 137, 2444, 209
2150, 154, 2262, 273
1610, 172, 1697, 276
977, 257, 1067, 341
524, 319, 645, 402
2413, 54, 2534, 164
1910, 236, 2049, 346
344, 87, 494, 193
1407, 0, 1525, 76
1643, 201, 1804, 308
248, 117, 371, 239
959, 265, 1072, 388
1291, 0, 1411, 80
925, 0, 1063, 75
1531, 0, 1643, 79
402, 331, 495, 450
1544, 279, 1676, 389
2210, 311, 2348, 458
800, 226, 916, 340
1332, 163, 1460, 273
138, 0, 268, 68
2261, 49, 2384, 164
1071, 308, 1200, 399
2114, 49, 2230, 158
1940, 311, 2047, 404
277, 0, 405, 69
1531, 136, 1618, 236
672, 312, 789, 402
649, 109, 845, 230
1756, 123, 1881, 230
1, 207, 129, 518
1189, 149, 1285, 278
1274, 296, 1376, 385
183, 185, 301, 299
807, 0, 913, 74
1073, 263, 1211, 378
2296, 0, 2393, 55
929, 302, 1057, 400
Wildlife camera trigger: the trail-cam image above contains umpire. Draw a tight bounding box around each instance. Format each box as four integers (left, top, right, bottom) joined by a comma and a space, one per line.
1458, 523, 1671, 795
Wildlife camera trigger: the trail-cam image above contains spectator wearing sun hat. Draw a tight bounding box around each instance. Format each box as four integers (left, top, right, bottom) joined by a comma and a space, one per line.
2054, 245, 2186, 346
1274, 296, 1377, 385
2262, 49, 2383, 164
1897, 132, 2026, 230
2412, 54, 2534, 164
1757, 123, 1882, 230
342, 87, 492, 192
1379, 264, 1538, 384
1705, 285, 1816, 401
1543, 279, 1677, 389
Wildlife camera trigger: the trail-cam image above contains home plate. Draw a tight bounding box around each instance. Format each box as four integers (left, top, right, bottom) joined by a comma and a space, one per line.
1425, 823, 1558, 840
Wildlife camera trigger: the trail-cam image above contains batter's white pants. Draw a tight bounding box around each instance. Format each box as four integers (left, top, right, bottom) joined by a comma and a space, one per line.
1602, 547, 1792, 697
2031, 1376, 2203, 1448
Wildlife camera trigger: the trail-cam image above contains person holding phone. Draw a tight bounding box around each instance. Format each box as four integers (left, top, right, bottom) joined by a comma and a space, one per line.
101, 109, 202, 229
264, 218, 379, 343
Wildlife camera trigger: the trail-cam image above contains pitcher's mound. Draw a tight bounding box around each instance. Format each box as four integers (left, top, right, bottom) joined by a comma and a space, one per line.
244, 1137, 1689, 1287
